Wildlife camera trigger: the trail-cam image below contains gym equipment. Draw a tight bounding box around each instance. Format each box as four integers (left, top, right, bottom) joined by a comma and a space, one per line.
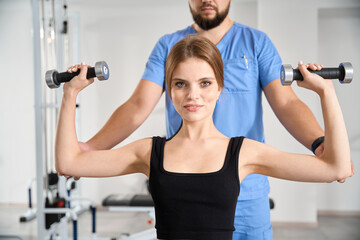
32, 0, 101, 238
45, 61, 110, 88
45, 196, 66, 229
102, 194, 156, 240
65, 177, 98, 237
281, 62, 353, 86
48, 171, 59, 186
103, 194, 154, 207
0, 235, 24, 240
19, 178, 36, 222
43, 208, 79, 240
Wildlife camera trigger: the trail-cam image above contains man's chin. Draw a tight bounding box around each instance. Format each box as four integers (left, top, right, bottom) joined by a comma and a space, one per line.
200, 12, 216, 19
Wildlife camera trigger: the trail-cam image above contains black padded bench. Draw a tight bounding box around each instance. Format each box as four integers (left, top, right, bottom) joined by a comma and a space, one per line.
102, 194, 154, 207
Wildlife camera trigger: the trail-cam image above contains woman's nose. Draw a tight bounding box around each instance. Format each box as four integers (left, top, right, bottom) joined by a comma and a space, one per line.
187, 85, 200, 99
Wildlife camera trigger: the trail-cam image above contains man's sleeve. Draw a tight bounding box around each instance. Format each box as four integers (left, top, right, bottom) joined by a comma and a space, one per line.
141, 36, 167, 89
257, 33, 282, 89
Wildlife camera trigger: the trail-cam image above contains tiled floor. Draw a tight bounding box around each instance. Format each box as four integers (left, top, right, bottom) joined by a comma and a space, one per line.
1, 204, 360, 239
273, 215, 360, 240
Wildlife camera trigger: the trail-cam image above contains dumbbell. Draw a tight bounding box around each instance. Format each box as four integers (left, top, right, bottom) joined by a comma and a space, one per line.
45, 61, 109, 89
281, 62, 353, 86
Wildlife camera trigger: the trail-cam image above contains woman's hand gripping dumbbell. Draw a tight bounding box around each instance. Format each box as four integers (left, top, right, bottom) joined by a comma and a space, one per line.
281, 62, 353, 86
45, 61, 109, 89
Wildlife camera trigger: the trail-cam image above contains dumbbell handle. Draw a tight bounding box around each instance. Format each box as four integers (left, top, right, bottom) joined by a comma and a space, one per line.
54, 68, 97, 85
281, 62, 353, 86
293, 68, 343, 81
45, 61, 109, 89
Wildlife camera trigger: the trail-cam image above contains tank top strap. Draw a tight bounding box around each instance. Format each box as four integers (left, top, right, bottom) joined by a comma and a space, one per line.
150, 136, 166, 172
225, 136, 245, 185
227, 136, 245, 164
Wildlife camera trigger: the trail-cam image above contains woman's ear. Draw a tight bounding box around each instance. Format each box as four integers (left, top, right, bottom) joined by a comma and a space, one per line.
218, 87, 223, 97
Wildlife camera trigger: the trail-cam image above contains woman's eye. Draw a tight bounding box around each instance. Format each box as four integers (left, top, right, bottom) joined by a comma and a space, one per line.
201, 81, 211, 87
175, 82, 185, 87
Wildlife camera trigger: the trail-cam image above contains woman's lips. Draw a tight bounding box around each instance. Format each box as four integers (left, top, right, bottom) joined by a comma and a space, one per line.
184, 104, 203, 112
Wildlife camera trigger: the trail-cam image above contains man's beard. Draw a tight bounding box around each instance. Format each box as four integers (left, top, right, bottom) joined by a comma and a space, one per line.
190, 3, 230, 30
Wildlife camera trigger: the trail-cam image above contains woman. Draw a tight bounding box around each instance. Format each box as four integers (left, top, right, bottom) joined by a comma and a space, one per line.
56, 36, 352, 240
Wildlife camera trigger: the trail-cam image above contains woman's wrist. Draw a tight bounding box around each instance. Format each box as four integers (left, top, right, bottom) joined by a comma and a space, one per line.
63, 87, 79, 100
316, 84, 335, 98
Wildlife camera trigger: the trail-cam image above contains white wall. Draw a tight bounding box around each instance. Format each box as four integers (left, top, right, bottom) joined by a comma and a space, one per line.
0, 0, 36, 204
0, 0, 359, 225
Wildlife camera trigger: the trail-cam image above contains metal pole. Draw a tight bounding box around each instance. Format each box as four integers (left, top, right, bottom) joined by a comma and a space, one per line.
53, 0, 68, 207
31, 0, 46, 238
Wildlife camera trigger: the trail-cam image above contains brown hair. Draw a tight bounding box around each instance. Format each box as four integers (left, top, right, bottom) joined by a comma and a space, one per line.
165, 35, 224, 97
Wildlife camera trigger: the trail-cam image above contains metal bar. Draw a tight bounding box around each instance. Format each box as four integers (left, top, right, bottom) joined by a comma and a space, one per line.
108, 206, 155, 212
31, 0, 46, 238
0, 235, 24, 240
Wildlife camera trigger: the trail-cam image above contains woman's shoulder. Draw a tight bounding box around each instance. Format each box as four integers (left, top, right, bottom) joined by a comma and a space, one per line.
132, 137, 154, 148
120, 137, 154, 158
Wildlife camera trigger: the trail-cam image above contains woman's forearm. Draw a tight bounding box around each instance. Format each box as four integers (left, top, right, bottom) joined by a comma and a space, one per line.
319, 85, 351, 179
55, 90, 82, 174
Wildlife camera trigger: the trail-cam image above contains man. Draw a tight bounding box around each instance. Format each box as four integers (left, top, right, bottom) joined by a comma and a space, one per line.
77, 0, 329, 239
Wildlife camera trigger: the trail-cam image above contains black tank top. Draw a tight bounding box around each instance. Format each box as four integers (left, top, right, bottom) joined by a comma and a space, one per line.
149, 136, 244, 240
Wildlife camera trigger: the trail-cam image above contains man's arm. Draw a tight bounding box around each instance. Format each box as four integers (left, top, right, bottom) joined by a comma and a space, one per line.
263, 78, 324, 150
85, 79, 163, 150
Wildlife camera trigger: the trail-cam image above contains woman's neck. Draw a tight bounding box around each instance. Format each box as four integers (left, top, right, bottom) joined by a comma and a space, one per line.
177, 118, 223, 141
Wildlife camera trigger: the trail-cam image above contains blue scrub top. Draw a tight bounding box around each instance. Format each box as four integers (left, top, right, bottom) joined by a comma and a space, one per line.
141, 23, 282, 200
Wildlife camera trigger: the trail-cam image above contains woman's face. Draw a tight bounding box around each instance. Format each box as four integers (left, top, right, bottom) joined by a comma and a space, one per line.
170, 57, 221, 123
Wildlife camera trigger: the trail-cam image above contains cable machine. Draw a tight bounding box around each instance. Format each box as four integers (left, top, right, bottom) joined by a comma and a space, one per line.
30, 0, 96, 239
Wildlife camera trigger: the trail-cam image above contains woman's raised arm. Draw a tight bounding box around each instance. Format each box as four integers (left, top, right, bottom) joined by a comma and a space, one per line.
239, 62, 352, 183
55, 63, 151, 178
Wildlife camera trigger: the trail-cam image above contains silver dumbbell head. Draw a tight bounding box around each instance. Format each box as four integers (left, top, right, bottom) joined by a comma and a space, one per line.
95, 61, 110, 81
45, 69, 60, 89
339, 62, 353, 84
280, 64, 294, 86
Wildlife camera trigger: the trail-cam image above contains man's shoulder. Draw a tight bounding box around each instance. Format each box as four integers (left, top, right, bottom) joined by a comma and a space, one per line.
158, 25, 194, 46
233, 22, 267, 38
